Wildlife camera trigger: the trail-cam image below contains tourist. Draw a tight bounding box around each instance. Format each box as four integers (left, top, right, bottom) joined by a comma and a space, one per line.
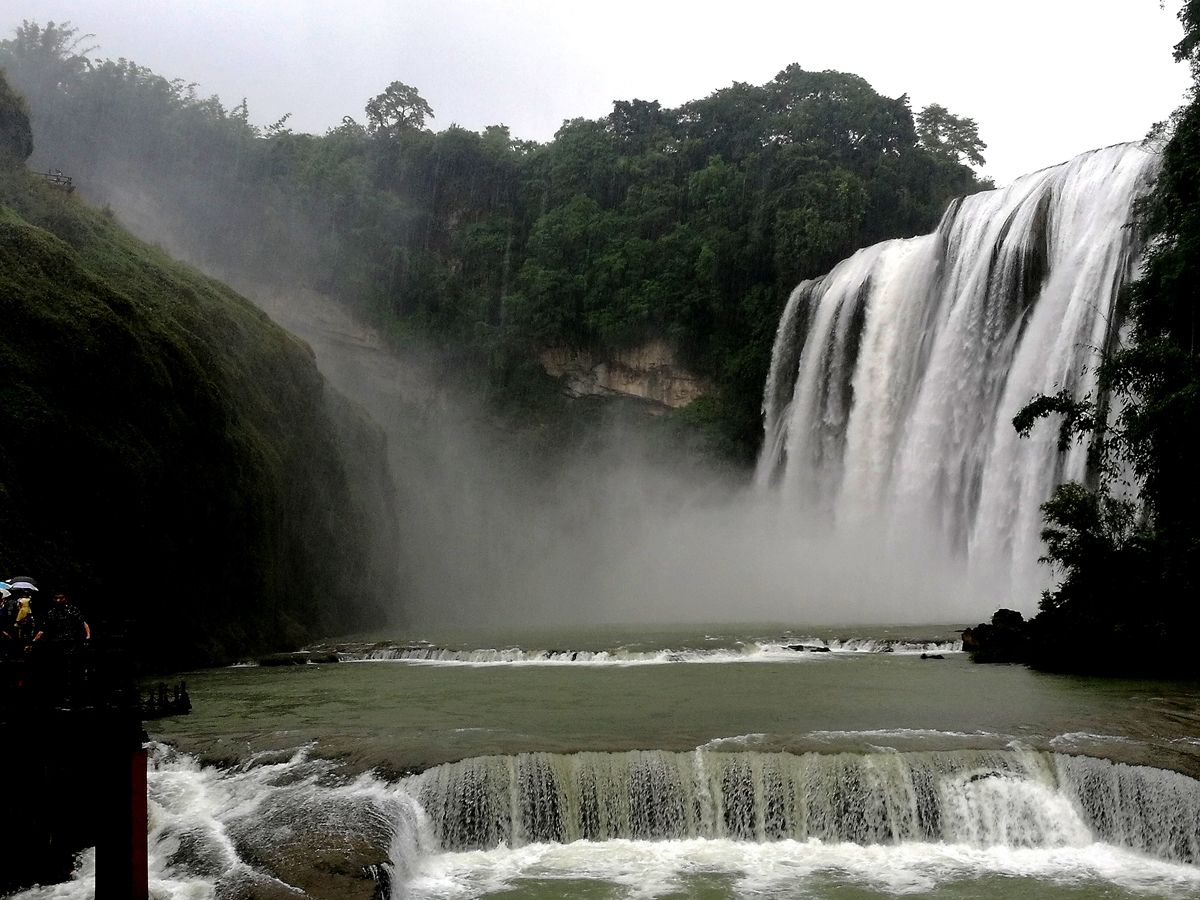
5, 579, 38, 648
0, 582, 14, 659
33, 593, 90, 645
30, 590, 89, 705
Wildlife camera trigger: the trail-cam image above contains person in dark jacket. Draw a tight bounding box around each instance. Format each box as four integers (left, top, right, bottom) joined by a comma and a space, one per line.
33, 593, 89, 644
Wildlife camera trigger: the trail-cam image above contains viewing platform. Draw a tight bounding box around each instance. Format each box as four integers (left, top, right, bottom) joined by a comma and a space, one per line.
39, 168, 75, 192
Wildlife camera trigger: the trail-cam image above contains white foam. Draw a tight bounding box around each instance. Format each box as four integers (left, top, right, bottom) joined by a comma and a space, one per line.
337, 638, 962, 666
697, 733, 772, 750
404, 837, 1200, 900
344, 644, 823, 666
1050, 732, 1135, 747
806, 728, 999, 742
17, 743, 1200, 900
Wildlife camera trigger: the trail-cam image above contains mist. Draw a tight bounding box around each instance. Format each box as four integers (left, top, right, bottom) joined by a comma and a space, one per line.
227, 283, 985, 629
2, 39, 1025, 631
68, 161, 992, 630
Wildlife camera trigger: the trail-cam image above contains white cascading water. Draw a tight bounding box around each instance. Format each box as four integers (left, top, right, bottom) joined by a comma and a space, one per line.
756, 144, 1158, 609
408, 748, 1200, 863
14, 744, 1200, 899
334, 637, 961, 664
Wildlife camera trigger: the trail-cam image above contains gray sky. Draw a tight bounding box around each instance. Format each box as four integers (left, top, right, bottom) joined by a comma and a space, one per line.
3, 0, 1193, 185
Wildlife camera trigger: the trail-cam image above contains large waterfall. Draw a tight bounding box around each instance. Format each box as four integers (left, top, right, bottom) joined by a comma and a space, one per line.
756, 144, 1158, 608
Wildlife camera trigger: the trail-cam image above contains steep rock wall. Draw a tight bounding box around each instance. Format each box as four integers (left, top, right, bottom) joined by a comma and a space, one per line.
539, 341, 714, 410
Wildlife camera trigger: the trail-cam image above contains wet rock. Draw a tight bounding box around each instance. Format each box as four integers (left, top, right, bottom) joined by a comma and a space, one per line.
225, 785, 395, 900
257, 651, 340, 666
964, 609, 1030, 664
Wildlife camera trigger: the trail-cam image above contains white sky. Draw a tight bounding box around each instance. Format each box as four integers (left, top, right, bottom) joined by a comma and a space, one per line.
2, 0, 1193, 185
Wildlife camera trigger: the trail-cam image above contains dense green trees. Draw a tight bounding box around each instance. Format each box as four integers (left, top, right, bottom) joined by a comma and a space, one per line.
0, 66, 397, 668
0, 67, 32, 163
1, 21, 988, 459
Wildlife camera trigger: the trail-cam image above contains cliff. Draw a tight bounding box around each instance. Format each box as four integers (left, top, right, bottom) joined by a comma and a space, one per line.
0, 158, 399, 668
539, 341, 715, 411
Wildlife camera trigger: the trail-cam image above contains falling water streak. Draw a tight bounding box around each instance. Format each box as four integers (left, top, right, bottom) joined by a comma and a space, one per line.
755, 281, 817, 492
406, 748, 1200, 864
756, 144, 1159, 610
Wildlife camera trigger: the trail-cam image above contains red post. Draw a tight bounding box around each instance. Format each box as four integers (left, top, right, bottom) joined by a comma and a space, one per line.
130, 748, 148, 900
96, 739, 148, 900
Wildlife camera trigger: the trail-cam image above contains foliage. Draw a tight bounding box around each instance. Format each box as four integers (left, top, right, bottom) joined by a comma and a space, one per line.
916, 103, 987, 167
1011, 390, 1099, 453
1035, 483, 1148, 609
0, 24, 990, 463
1004, 2, 1200, 675
365, 80, 434, 136
0, 124, 395, 669
0, 68, 32, 163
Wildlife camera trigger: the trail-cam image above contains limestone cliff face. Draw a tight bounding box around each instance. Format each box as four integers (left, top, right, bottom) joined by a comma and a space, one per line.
539, 341, 713, 410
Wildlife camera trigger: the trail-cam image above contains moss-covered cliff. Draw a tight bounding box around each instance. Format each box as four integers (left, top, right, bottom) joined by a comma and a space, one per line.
0, 135, 398, 668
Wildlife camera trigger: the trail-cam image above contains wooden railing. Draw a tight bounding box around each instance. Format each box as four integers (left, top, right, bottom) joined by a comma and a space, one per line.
39, 169, 75, 192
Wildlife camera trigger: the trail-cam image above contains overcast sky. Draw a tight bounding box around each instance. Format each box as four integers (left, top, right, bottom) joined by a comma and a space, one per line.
3, 0, 1193, 185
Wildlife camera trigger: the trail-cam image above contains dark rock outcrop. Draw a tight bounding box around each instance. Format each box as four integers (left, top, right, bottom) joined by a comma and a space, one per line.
963, 609, 1031, 664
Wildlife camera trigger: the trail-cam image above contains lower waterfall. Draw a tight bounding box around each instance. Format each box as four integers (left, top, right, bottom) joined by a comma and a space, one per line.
756, 144, 1159, 610
24, 740, 1197, 899
408, 748, 1200, 864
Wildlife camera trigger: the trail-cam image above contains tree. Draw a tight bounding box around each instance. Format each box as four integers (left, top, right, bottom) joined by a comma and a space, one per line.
0, 20, 94, 100
0, 70, 33, 163
768, 66, 919, 158
916, 103, 986, 167
606, 99, 673, 154
1003, 1, 1200, 674
365, 81, 433, 137
1035, 484, 1148, 612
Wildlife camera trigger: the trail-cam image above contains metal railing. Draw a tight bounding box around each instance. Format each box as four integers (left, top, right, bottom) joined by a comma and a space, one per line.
39, 169, 75, 192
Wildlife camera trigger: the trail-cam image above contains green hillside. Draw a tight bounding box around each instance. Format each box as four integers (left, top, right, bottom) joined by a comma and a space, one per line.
0, 79, 397, 668
0, 24, 989, 460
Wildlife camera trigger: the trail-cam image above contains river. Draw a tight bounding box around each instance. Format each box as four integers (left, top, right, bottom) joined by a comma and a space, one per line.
14, 624, 1200, 899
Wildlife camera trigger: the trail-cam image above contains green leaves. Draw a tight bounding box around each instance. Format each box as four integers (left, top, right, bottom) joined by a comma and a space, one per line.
364, 81, 433, 137
916, 103, 987, 168
1011, 390, 1099, 453
2, 25, 992, 462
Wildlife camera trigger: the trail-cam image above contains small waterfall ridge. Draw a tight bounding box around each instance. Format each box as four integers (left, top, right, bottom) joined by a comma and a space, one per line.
756, 144, 1158, 608
409, 748, 1200, 864
119, 742, 1200, 899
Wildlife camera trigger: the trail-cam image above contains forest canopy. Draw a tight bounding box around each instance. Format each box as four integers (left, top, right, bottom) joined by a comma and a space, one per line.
1, 20, 989, 459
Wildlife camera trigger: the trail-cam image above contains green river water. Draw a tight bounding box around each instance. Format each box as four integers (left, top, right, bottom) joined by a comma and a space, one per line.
110, 624, 1200, 900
